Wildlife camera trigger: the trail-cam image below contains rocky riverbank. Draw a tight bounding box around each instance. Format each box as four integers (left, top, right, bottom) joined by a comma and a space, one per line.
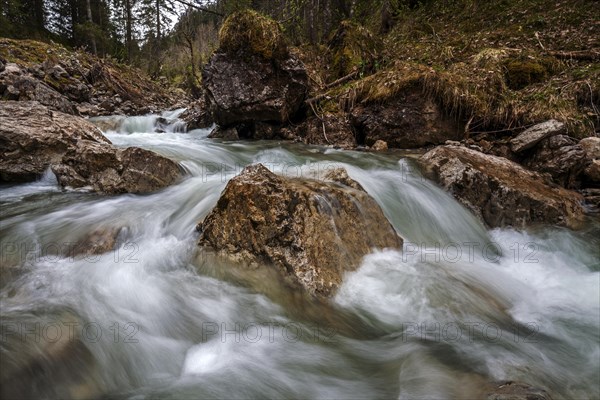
0, 38, 187, 117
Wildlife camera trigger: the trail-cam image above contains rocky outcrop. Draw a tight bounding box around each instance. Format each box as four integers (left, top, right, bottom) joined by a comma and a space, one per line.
523, 135, 589, 188
421, 145, 584, 228
350, 90, 460, 148
0, 38, 184, 116
486, 381, 553, 400
197, 163, 402, 297
201, 11, 309, 137
0, 62, 77, 114
510, 119, 565, 153
0, 101, 182, 193
203, 52, 308, 128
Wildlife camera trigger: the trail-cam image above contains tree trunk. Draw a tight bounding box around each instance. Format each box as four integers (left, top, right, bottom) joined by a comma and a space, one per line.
85, 0, 97, 55
126, 0, 132, 62
156, 0, 161, 40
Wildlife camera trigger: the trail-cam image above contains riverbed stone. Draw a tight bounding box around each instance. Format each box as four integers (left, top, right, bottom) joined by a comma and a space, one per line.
421, 145, 584, 228
486, 381, 553, 400
197, 163, 403, 297
0, 101, 182, 193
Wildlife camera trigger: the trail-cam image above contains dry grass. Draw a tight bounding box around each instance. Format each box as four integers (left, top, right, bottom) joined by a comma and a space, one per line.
218, 9, 287, 60
317, 0, 600, 137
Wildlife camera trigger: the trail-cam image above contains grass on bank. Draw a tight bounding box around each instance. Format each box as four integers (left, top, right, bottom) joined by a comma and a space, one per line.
302, 0, 599, 137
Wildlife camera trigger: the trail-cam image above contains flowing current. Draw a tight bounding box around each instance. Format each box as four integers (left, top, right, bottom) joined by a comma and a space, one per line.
1, 111, 599, 399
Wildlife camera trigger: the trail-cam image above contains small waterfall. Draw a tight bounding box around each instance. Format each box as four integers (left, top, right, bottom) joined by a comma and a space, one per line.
88, 108, 188, 135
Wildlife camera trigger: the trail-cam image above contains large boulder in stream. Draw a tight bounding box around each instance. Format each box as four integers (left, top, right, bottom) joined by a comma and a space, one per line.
0, 308, 102, 400
421, 145, 585, 228
197, 163, 403, 297
0, 101, 182, 193
201, 10, 308, 136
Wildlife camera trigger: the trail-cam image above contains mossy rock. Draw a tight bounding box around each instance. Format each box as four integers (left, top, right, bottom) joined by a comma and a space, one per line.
218, 9, 287, 60
505, 60, 548, 90
328, 20, 383, 80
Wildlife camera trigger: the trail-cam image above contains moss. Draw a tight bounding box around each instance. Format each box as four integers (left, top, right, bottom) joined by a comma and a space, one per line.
505, 60, 548, 89
328, 20, 383, 80
218, 9, 287, 60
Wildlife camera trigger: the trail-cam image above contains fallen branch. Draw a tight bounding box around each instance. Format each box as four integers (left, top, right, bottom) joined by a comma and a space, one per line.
548, 49, 600, 61
305, 93, 331, 105
324, 70, 359, 89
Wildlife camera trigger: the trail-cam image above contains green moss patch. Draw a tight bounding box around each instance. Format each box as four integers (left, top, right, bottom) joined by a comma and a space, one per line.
218, 9, 287, 60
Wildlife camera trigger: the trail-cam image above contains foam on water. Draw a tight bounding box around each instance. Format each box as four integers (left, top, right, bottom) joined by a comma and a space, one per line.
1, 113, 598, 399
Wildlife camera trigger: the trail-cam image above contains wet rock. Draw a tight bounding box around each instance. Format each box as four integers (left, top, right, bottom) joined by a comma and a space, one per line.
580, 188, 600, 210
486, 381, 553, 400
202, 11, 308, 130
523, 135, 589, 188
197, 163, 403, 297
71, 227, 122, 256
0, 309, 102, 400
208, 125, 241, 140
0, 101, 108, 181
180, 97, 212, 130
55, 145, 182, 194
87, 115, 125, 132
350, 90, 460, 148
510, 119, 565, 153
0, 101, 182, 193
421, 145, 584, 228
371, 140, 388, 151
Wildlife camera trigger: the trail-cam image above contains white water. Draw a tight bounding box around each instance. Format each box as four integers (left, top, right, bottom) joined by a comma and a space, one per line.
1, 113, 598, 399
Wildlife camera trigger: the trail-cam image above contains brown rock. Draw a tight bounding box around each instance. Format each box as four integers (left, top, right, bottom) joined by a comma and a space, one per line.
202, 51, 308, 128
510, 120, 565, 153
0, 309, 102, 400
486, 381, 553, 400
72, 227, 121, 256
523, 135, 589, 188
584, 159, 600, 184
180, 97, 212, 130
421, 145, 584, 228
371, 140, 388, 151
0, 101, 182, 193
579, 137, 600, 160
0, 63, 76, 114
350, 90, 460, 148
197, 164, 402, 297
0, 101, 108, 181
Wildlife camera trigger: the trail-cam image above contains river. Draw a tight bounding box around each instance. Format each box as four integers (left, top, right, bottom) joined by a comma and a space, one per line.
1, 110, 599, 399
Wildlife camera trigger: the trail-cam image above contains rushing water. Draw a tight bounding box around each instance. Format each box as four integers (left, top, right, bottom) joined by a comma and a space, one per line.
1, 113, 599, 399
